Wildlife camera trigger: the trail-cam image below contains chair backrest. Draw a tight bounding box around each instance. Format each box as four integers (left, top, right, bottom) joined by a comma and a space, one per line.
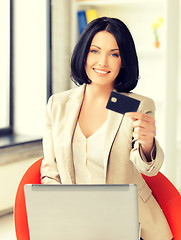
14, 157, 43, 240
14, 157, 181, 240
142, 172, 181, 240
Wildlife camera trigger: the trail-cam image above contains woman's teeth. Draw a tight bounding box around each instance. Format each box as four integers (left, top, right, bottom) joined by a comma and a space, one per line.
94, 69, 109, 74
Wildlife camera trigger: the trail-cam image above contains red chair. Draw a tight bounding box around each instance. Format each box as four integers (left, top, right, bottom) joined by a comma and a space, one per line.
14, 157, 181, 240
142, 172, 181, 240
14, 157, 43, 240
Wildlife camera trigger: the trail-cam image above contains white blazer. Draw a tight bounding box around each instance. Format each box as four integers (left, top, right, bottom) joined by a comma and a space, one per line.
41, 84, 172, 240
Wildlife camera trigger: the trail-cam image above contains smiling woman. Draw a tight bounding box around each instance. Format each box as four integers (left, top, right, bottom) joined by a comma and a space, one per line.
41, 17, 173, 239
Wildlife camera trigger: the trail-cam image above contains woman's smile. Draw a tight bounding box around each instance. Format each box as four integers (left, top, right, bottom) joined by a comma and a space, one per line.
93, 68, 111, 76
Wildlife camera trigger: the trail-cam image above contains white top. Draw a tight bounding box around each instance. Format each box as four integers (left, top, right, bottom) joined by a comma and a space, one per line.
72, 118, 109, 184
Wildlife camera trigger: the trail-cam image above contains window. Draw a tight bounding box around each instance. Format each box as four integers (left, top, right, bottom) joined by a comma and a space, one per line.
0, 0, 13, 135
0, 0, 52, 139
13, 0, 52, 137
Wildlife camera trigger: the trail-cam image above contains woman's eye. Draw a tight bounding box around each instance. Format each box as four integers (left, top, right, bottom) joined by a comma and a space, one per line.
111, 53, 119, 57
90, 49, 98, 54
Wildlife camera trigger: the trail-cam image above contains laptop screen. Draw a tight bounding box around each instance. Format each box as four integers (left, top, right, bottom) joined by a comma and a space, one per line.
24, 184, 139, 240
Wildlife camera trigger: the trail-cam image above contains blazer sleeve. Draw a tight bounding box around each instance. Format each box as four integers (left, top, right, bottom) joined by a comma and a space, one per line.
129, 97, 164, 176
41, 95, 61, 184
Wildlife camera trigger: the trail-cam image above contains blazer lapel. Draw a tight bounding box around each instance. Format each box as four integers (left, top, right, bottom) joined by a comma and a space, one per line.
103, 111, 124, 179
63, 85, 86, 184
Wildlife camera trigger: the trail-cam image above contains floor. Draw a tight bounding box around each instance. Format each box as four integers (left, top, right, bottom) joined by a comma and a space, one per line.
0, 212, 16, 240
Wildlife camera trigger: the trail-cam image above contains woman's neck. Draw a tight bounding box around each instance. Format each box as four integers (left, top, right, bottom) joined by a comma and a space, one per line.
85, 84, 113, 105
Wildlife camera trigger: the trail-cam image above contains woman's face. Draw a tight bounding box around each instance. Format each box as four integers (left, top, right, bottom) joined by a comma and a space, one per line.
85, 31, 122, 89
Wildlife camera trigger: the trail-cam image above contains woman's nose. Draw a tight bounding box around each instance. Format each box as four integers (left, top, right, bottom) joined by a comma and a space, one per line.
98, 54, 108, 67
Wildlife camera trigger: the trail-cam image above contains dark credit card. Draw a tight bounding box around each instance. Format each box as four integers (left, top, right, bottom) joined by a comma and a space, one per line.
106, 91, 140, 114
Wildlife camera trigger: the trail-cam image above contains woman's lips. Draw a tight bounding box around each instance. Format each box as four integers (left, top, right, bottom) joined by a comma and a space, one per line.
93, 68, 110, 75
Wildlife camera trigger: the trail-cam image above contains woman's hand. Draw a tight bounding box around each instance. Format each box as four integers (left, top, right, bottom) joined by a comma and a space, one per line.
125, 112, 156, 161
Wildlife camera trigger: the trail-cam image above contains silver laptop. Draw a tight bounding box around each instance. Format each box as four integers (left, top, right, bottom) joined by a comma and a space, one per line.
24, 184, 140, 240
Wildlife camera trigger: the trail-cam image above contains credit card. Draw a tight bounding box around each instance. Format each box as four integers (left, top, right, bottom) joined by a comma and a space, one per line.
106, 91, 140, 114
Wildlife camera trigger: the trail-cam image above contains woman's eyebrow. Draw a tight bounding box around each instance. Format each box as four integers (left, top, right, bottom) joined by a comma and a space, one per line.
110, 49, 119, 52
90, 45, 101, 49
90, 45, 119, 52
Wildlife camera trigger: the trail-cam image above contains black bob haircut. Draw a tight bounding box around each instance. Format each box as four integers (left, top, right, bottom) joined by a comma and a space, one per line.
71, 17, 139, 92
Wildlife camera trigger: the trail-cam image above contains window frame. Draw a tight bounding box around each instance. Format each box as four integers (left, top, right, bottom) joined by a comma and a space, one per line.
46, 0, 52, 101
0, 0, 13, 136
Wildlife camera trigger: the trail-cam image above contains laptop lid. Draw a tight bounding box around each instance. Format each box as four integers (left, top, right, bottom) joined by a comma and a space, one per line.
24, 184, 139, 240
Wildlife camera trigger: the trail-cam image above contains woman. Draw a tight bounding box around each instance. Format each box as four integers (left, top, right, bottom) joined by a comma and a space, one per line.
41, 17, 173, 239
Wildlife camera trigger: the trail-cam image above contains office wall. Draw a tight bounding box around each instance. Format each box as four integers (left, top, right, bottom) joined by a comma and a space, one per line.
0, 158, 36, 214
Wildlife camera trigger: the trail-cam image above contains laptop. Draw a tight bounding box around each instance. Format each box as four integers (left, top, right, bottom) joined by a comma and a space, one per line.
24, 184, 140, 240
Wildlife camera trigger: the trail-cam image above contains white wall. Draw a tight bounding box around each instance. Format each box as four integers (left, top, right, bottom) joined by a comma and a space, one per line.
164, 0, 180, 186
0, 158, 36, 214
